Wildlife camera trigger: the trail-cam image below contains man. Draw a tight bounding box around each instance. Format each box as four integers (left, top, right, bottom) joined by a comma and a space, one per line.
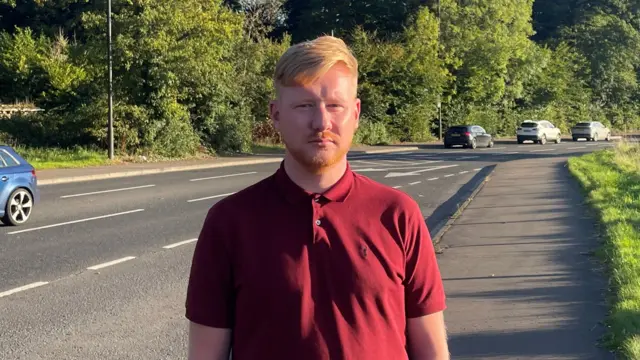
185, 35, 449, 360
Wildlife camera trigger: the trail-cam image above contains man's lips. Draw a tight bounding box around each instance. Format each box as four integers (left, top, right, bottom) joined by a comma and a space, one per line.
309, 138, 335, 143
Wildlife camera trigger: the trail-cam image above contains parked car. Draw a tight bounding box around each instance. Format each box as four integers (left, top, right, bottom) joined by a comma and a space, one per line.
516, 120, 562, 145
570, 121, 611, 142
444, 125, 494, 149
0, 145, 39, 226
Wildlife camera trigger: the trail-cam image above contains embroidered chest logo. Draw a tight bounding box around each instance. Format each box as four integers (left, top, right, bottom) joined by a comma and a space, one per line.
360, 245, 368, 259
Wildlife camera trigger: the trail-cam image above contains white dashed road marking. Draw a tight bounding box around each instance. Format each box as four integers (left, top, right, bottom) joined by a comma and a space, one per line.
188, 192, 236, 203
190, 172, 257, 182
60, 185, 156, 199
163, 238, 198, 249
409, 181, 422, 186
531, 149, 555, 152
428, 177, 439, 181
444, 174, 455, 178
7, 209, 145, 235
87, 256, 137, 271
0, 282, 49, 299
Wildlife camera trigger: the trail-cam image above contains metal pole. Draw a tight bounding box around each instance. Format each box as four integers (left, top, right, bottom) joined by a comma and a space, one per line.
107, 0, 114, 160
439, 103, 442, 141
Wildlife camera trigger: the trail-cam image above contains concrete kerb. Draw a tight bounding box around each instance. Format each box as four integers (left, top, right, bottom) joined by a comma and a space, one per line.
429, 165, 496, 250
37, 146, 420, 186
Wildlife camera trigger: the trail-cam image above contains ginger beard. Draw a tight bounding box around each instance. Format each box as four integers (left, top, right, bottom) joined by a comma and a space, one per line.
285, 129, 351, 174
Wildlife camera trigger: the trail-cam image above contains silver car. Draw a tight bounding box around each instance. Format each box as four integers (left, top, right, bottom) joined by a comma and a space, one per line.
571, 121, 611, 142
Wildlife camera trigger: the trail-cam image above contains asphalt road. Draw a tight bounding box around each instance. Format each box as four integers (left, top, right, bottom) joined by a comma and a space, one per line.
0, 139, 615, 359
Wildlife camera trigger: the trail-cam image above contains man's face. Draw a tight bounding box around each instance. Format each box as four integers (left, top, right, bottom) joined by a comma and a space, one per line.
270, 63, 361, 173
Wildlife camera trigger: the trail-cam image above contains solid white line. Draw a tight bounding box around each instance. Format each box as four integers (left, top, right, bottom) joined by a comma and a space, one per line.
87, 256, 136, 270
409, 181, 422, 186
568, 146, 586, 150
190, 172, 257, 182
444, 174, 455, 178
60, 184, 156, 199
163, 238, 198, 249
8, 209, 145, 235
188, 192, 235, 203
428, 177, 439, 181
456, 156, 479, 160
479, 147, 506, 151
0, 282, 49, 298
586, 143, 600, 146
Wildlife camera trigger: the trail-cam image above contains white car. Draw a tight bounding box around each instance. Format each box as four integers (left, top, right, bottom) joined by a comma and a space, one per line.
570, 121, 611, 142
516, 120, 562, 145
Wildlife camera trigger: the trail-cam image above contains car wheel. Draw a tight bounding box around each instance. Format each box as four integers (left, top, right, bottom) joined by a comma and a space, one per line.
487, 140, 494, 148
606, 132, 611, 141
2, 188, 33, 226
539, 135, 547, 145
469, 139, 477, 149
555, 134, 561, 144
593, 133, 598, 142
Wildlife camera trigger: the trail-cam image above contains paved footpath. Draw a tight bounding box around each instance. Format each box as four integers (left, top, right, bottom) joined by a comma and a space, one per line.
437, 156, 614, 360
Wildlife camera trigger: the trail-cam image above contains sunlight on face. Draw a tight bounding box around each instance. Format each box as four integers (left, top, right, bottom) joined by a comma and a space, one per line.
270, 64, 361, 173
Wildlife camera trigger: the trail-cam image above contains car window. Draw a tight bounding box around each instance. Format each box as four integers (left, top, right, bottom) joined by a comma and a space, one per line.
576, 122, 592, 127
0, 150, 20, 167
478, 127, 486, 133
521, 122, 538, 128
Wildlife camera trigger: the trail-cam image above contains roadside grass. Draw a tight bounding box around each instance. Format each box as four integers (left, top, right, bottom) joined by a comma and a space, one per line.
568, 141, 640, 359
16, 146, 116, 170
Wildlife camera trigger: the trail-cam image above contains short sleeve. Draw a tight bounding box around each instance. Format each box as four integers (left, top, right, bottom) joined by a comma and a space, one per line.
185, 204, 235, 328
403, 201, 447, 318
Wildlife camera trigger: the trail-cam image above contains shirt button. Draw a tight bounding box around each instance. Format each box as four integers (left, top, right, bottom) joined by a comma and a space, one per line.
315, 219, 321, 226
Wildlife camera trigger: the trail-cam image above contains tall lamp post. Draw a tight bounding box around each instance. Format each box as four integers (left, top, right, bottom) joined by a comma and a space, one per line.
437, 98, 442, 141
107, 0, 114, 160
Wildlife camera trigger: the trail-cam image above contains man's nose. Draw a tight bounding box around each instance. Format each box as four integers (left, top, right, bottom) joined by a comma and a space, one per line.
312, 106, 332, 132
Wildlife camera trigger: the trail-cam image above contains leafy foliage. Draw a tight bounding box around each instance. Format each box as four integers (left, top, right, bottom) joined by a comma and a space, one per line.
0, 0, 639, 155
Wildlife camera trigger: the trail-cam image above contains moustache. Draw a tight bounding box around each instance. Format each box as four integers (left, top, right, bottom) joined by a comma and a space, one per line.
309, 132, 340, 142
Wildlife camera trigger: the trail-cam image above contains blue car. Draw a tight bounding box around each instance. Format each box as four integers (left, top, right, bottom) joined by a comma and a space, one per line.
0, 145, 39, 226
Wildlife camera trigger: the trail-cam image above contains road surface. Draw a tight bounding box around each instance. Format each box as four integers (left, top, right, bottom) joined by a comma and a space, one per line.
0, 139, 614, 359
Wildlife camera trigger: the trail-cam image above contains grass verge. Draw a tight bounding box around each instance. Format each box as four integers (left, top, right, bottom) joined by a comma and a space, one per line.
568, 142, 640, 359
16, 146, 116, 170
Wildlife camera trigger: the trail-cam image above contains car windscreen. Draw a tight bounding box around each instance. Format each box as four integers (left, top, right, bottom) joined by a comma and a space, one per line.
520, 122, 538, 128
575, 122, 592, 127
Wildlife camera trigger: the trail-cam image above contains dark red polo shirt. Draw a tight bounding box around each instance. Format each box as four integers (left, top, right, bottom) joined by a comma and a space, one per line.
185, 161, 446, 359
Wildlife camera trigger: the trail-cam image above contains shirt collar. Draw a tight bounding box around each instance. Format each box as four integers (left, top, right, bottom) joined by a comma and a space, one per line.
273, 160, 354, 204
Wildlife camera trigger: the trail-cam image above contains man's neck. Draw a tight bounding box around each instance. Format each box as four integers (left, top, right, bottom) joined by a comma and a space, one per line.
283, 153, 348, 194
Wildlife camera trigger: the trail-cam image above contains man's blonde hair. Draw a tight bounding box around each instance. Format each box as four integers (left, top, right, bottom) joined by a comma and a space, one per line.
273, 35, 358, 95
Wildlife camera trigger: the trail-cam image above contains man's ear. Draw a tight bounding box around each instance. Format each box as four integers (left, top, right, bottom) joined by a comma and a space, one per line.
269, 100, 280, 131
354, 98, 361, 129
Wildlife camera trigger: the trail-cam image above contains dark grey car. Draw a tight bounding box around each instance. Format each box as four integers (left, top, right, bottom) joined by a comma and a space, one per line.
444, 125, 494, 149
